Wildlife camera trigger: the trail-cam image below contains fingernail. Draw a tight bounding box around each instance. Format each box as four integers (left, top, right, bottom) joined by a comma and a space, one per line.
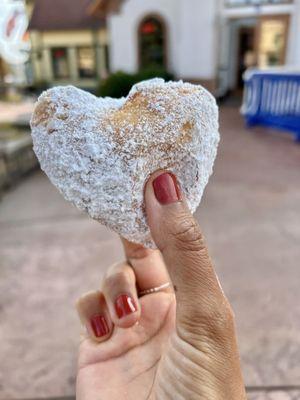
115, 294, 137, 319
90, 314, 109, 337
153, 172, 180, 205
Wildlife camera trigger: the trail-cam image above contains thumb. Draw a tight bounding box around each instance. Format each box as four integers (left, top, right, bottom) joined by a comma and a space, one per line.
144, 171, 231, 338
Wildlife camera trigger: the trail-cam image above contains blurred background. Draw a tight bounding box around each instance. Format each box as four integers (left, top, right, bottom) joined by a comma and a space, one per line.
0, 0, 300, 399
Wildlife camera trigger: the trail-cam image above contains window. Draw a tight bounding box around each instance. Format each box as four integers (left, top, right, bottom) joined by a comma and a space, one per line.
257, 16, 289, 67
51, 48, 69, 79
77, 47, 96, 79
138, 16, 166, 69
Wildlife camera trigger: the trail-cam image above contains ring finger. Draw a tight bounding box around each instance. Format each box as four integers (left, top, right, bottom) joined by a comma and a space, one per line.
76, 291, 113, 342
102, 261, 140, 329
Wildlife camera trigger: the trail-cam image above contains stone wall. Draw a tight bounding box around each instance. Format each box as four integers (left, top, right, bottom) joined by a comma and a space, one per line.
0, 134, 38, 193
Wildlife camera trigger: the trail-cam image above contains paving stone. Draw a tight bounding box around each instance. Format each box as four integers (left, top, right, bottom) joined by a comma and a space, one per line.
247, 391, 300, 400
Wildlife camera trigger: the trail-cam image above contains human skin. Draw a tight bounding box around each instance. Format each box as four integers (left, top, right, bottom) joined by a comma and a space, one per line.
76, 171, 247, 399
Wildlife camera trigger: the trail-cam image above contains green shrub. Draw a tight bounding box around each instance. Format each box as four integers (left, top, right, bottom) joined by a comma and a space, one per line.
136, 67, 174, 82
32, 80, 49, 93
97, 71, 136, 98
97, 68, 174, 98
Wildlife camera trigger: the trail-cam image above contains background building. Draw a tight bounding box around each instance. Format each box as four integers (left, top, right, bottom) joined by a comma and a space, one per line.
105, 0, 218, 92
26, 0, 300, 95
100, 0, 300, 95
27, 0, 109, 91
219, 0, 300, 94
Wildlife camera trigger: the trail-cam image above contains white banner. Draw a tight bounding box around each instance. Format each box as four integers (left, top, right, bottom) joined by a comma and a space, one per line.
0, 0, 30, 64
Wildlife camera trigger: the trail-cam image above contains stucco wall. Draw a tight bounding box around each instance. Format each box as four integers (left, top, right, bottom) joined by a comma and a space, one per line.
176, 0, 218, 80
288, 0, 300, 66
108, 0, 178, 74
108, 0, 218, 81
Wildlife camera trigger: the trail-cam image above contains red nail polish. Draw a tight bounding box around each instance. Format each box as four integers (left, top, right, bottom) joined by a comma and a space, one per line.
90, 314, 109, 337
152, 173, 180, 205
115, 294, 137, 319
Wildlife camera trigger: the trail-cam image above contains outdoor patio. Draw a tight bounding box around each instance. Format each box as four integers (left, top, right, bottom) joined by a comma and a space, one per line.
0, 105, 300, 399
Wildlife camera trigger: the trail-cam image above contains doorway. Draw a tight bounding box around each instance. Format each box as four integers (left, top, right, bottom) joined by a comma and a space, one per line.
138, 15, 166, 70
236, 27, 256, 90
227, 14, 290, 93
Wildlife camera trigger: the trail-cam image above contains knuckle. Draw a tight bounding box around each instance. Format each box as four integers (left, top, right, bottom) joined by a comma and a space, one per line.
180, 297, 235, 344
207, 301, 235, 335
104, 271, 132, 292
170, 215, 206, 252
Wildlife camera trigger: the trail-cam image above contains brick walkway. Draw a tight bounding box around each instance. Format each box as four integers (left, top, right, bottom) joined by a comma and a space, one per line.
0, 106, 300, 399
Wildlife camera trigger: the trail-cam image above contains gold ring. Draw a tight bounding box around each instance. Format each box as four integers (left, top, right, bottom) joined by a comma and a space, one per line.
139, 282, 172, 296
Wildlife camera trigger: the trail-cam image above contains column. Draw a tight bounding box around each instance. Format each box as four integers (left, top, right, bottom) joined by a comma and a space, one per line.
68, 47, 79, 81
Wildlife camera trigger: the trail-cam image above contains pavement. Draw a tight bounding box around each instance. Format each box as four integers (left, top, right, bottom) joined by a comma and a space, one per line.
0, 100, 35, 126
0, 106, 300, 399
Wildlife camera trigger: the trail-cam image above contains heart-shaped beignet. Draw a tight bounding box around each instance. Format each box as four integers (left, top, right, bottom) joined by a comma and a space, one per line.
31, 79, 219, 247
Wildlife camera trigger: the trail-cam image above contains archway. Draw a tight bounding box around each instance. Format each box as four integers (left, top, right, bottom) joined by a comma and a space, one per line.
138, 15, 166, 69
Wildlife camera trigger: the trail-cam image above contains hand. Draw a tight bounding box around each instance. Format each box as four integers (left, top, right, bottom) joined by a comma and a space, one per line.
76, 171, 247, 399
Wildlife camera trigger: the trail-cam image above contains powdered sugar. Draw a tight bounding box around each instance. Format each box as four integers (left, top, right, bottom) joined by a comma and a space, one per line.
31, 79, 219, 247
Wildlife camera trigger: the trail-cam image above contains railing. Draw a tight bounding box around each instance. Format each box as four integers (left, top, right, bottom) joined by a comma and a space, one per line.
241, 69, 300, 141
225, 0, 293, 7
